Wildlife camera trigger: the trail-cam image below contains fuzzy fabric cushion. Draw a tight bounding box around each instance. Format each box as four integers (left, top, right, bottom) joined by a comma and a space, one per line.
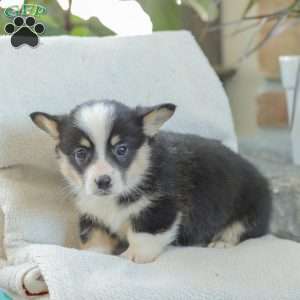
0, 165, 79, 263
1, 236, 300, 300
0, 210, 4, 260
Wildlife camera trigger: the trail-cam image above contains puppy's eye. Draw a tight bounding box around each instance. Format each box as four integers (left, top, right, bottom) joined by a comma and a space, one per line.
74, 147, 89, 164
115, 144, 128, 157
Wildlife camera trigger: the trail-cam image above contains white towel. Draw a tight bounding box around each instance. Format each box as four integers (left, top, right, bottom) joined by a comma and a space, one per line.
2, 236, 300, 300
0, 165, 76, 299
0, 261, 48, 299
0, 165, 79, 262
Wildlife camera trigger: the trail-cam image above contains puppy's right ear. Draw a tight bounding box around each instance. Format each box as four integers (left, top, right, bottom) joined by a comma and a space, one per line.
30, 112, 63, 140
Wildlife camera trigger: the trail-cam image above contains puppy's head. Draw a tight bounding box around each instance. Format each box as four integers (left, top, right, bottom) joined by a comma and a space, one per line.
30, 100, 175, 197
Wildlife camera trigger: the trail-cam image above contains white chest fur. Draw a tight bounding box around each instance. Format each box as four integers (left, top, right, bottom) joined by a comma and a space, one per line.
76, 193, 150, 237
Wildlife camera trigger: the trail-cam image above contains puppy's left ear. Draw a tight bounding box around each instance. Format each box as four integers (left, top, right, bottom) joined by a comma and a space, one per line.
137, 103, 176, 137
30, 112, 63, 140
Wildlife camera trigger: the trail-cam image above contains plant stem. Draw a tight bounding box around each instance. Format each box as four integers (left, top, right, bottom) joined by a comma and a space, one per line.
64, 0, 73, 32
243, 0, 300, 20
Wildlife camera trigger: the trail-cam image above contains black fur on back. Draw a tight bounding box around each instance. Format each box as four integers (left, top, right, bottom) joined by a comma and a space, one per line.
130, 131, 272, 246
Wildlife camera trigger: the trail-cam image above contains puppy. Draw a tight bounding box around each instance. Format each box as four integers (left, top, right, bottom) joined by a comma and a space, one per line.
30, 100, 272, 263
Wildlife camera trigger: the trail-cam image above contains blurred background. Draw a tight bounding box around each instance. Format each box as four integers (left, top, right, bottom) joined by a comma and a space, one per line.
0, 0, 297, 135
0, 0, 300, 241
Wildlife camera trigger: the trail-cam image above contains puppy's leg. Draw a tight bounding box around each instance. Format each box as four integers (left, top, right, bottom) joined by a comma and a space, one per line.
208, 221, 245, 249
80, 214, 118, 254
122, 211, 181, 264
80, 227, 119, 254
121, 223, 179, 263
208, 186, 271, 249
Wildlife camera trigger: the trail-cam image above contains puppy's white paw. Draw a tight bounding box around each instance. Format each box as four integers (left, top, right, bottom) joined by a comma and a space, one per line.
23, 267, 48, 296
208, 240, 235, 249
209, 222, 243, 249
121, 247, 158, 264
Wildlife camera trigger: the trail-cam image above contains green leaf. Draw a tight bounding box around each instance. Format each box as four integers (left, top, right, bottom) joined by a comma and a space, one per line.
70, 25, 92, 36
138, 0, 182, 30
38, 14, 67, 35
242, 0, 259, 17
86, 16, 115, 36
181, 0, 219, 22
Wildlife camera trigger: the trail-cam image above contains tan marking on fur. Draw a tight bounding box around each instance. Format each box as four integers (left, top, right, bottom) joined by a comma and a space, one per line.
208, 221, 245, 248
125, 143, 151, 191
119, 222, 130, 239
111, 135, 121, 146
80, 228, 118, 254
143, 107, 174, 136
77, 195, 151, 237
33, 114, 59, 139
80, 137, 91, 148
57, 150, 83, 187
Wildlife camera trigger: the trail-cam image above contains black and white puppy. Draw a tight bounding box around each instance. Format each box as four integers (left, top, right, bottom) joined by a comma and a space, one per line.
30, 100, 272, 263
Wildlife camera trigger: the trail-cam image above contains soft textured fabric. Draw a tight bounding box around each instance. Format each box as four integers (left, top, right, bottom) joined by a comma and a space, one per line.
0, 31, 237, 172
0, 165, 74, 299
0, 210, 4, 260
0, 262, 39, 298
0, 166, 79, 262
1, 236, 300, 300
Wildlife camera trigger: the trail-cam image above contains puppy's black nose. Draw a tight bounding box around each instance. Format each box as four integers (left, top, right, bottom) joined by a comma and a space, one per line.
95, 175, 111, 190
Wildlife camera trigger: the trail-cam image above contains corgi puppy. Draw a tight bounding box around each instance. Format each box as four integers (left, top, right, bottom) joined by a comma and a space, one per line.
30, 100, 272, 263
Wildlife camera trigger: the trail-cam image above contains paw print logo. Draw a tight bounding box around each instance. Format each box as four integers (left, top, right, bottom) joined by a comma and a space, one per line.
5, 16, 45, 48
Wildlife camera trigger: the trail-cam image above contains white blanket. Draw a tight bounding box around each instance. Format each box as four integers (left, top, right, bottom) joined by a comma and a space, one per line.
1, 236, 300, 300
0, 164, 78, 298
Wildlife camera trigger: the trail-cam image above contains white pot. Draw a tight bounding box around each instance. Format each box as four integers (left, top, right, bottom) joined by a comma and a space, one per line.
279, 55, 300, 165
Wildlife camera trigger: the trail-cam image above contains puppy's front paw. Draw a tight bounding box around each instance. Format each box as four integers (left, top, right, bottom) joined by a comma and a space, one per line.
208, 240, 235, 249
121, 247, 158, 264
